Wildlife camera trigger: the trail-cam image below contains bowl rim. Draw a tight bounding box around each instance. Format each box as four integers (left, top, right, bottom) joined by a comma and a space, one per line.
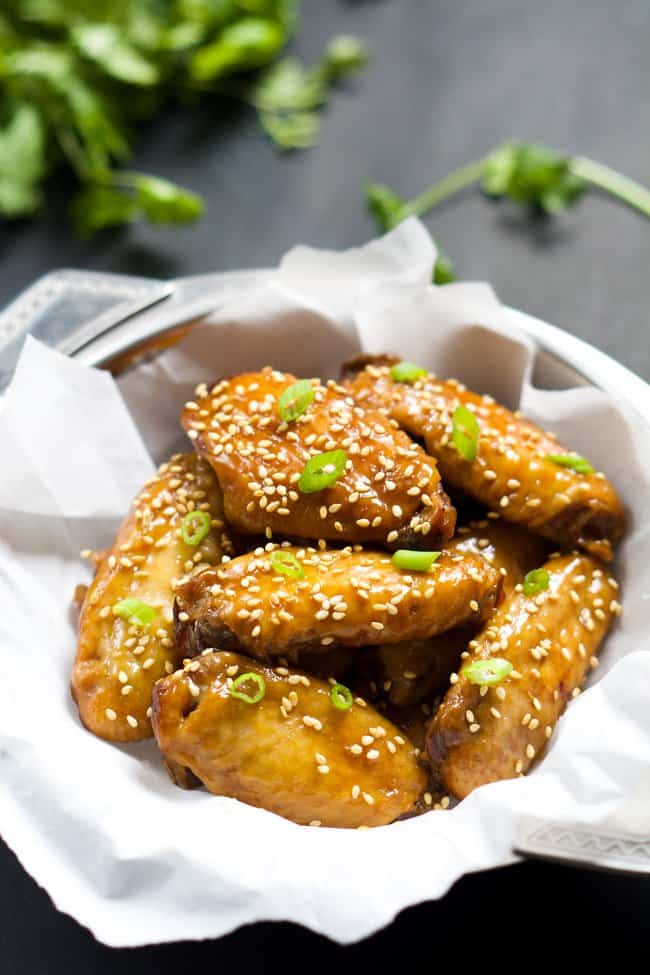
69, 269, 650, 425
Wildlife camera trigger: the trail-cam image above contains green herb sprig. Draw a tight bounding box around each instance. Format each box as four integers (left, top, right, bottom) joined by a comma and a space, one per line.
366, 140, 650, 283
0, 2, 368, 234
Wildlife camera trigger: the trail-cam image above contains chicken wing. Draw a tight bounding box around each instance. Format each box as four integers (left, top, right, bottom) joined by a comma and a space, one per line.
425, 552, 621, 798
174, 544, 502, 660
152, 650, 427, 827
344, 359, 625, 560
181, 368, 456, 549
72, 453, 233, 742
357, 519, 550, 708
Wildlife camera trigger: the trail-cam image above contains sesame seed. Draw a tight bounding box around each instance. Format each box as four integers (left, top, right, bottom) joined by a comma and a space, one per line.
366, 749, 380, 761
105, 708, 117, 721
126, 715, 138, 728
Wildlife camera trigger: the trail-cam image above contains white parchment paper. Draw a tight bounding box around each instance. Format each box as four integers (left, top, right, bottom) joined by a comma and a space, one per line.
0, 219, 648, 948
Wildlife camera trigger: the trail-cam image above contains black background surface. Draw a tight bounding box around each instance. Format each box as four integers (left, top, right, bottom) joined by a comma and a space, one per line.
0, 1, 648, 969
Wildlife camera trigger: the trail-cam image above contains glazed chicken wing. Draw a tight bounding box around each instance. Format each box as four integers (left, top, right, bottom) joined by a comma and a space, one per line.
152, 651, 427, 827
359, 519, 550, 709
345, 359, 625, 561
72, 454, 233, 742
174, 544, 502, 660
181, 368, 456, 549
426, 552, 621, 798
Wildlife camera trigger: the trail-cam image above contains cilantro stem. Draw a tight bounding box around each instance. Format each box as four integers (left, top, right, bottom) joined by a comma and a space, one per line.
569, 155, 650, 219
394, 152, 650, 224
398, 157, 486, 221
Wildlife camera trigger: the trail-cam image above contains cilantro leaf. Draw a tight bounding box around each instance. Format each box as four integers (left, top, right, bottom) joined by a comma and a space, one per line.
71, 184, 139, 236
432, 248, 455, 285
259, 109, 319, 149
365, 181, 406, 231
0, 104, 45, 217
71, 24, 160, 87
482, 141, 586, 213
253, 57, 326, 112
132, 174, 204, 223
190, 17, 286, 81
322, 35, 369, 80
72, 173, 203, 235
253, 35, 367, 151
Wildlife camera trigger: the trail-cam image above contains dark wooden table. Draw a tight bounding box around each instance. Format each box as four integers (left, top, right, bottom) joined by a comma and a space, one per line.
1, 1, 648, 968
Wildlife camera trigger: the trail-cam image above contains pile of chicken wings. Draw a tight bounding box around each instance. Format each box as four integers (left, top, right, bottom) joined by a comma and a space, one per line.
72, 356, 625, 828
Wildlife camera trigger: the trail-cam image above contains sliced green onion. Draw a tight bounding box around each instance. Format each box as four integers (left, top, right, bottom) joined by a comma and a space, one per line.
390, 361, 427, 384
113, 597, 155, 628
391, 549, 441, 572
452, 404, 480, 462
230, 672, 266, 704
462, 657, 513, 686
298, 449, 347, 493
277, 380, 315, 422
181, 509, 211, 546
523, 568, 550, 597
545, 453, 594, 475
270, 549, 304, 579
330, 682, 353, 710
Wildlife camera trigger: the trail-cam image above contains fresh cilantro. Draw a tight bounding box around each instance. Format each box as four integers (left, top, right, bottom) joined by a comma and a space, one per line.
0, 104, 45, 216
366, 140, 650, 282
365, 181, 455, 283
252, 36, 368, 151
365, 181, 405, 231
0, 2, 368, 232
481, 141, 586, 212
72, 172, 204, 236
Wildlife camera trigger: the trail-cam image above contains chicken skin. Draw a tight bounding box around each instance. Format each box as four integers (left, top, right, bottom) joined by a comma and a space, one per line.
359, 519, 550, 709
152, 651, 427, 827
72, 454, 233, 742
181, 368, 456, 550
344, 359, 625, 561
174, 544, 502, 660
426, 552, 621, 798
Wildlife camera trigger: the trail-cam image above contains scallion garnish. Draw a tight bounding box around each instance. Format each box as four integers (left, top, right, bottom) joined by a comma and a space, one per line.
391, 549, 441, 572
330, 682, 353, 710
462, 657, 513, 686
277, 380, 315, 422
113, 597, 155, 628
181, 509, 211, 546
522, 568, 550, 597
230, 672, 266, 704
270, 550, 304, 579
545, 453, 594, 475
390, 361, 427, 384
452, 404, 479, 462
298, 449, 347, 493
